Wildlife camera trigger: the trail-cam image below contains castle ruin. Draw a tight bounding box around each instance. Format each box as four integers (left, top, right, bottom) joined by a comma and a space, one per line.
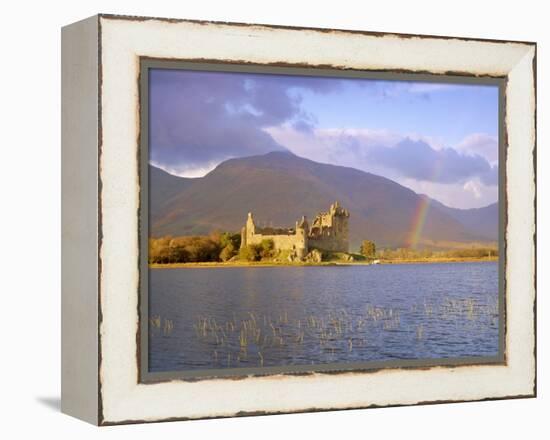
240, 202, 350, 259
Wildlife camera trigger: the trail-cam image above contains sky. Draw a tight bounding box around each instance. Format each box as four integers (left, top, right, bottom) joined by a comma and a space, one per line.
149, 68, 499, 209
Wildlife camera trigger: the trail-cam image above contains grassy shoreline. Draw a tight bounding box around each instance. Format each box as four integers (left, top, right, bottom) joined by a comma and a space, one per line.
149, 256, 498, 269
378, 256, 498, 265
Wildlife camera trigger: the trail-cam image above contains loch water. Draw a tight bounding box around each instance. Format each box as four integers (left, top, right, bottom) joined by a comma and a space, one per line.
148, 262, 499, 372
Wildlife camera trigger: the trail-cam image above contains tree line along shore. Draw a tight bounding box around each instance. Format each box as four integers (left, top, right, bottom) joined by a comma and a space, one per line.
149, 233, 498, 267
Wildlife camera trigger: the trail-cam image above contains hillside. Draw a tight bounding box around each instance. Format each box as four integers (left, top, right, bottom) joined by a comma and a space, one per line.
149, 152, 498, 249
149, 165, 194, 216
424, 197, 499, 241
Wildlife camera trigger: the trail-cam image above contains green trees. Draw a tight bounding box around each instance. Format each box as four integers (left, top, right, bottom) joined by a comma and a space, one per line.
359, 240, 376, 258
239, 244, 262, 261
376, 246, 498, 261
219, 243, 236, 261
219, 232, 241, 261
237, 239, 275, 262
220, 232, 241, 250
259, 239, 275, 258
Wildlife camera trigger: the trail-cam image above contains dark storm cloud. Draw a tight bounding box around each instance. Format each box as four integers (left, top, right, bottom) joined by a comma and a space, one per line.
149, 69, 341, 173
367, 138, 498, 185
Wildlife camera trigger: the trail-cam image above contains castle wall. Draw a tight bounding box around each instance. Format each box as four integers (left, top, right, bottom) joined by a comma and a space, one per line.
309, 236, 349, 253
315, 212, 335, 228
246, 232, 306, 252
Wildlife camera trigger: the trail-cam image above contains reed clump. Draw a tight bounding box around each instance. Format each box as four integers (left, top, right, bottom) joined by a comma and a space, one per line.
150, 315, 174, 335
151, 293, 498, 368
190, 305, 407, 367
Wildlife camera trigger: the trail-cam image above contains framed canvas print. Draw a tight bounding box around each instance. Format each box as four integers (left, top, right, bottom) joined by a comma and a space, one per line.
61, 14, 536, 425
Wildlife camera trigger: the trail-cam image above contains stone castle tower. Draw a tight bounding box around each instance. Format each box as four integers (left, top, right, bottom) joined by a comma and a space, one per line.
308, 201, 350, 252
240, 202, 349, 259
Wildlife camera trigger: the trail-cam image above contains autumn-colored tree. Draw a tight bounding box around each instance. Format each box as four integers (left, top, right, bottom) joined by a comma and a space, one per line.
359, 240, 376, 257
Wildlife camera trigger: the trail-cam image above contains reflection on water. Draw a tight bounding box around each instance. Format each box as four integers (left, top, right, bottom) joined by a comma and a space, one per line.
149, 262, 499, 372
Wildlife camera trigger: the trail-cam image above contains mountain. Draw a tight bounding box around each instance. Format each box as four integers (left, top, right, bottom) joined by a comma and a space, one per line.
423, 196, 499, 241
149, 152, 497, 249
149, 165, 193, 216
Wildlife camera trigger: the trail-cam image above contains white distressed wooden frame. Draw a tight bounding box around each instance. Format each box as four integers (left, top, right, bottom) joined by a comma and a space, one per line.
61, 14, 536, 425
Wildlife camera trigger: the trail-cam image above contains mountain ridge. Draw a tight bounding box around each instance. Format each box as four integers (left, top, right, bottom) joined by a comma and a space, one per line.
149, 151, 498, 249
420, 195, 498, 241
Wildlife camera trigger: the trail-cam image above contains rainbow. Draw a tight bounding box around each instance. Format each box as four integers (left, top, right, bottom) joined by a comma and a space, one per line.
406, 196, 432, 248
405, 153, 445, 248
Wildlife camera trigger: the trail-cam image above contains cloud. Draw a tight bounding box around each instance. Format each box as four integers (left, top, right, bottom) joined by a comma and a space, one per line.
367, 138, 498, 186
149, 69, 341, 175
456, 133, 499, 164
268, 125, 498, 208
357, 81, 459, 100
407, 83, 458, 94
267, 126, 400, 172
150, 160, 218, 179
268, 126, 497, 186
402, 178, 498, 209
463, 180, 483, 199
